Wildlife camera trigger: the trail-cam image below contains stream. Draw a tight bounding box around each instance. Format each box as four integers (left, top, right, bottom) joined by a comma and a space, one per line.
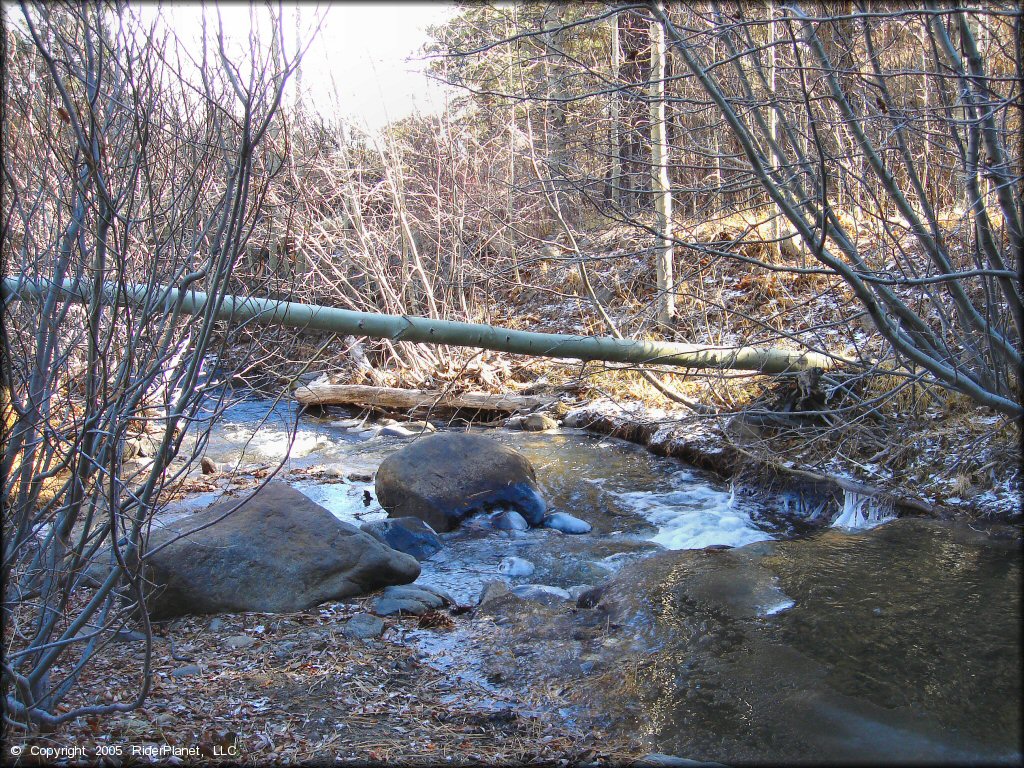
170, 392, 1021, 764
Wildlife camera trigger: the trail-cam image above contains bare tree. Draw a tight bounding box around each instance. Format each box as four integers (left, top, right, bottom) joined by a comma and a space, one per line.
428, 3, 1020, 417
651, 2, 1021, 417
650, 3, 675, 326
2, 3, 298, 730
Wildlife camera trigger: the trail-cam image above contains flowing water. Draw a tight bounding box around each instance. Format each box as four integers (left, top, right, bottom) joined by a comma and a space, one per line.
172, 393, 1021, 763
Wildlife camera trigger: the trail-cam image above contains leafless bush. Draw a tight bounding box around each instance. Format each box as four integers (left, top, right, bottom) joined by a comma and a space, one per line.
2, 3, 299, 730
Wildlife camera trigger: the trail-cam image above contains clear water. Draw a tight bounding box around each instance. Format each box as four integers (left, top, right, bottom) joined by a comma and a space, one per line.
578, 520, 1021, 764
173, 394, 1021, 764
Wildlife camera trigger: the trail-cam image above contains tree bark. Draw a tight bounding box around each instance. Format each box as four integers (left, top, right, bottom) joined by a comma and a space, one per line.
2, 278, 844, 373
618, 10, 651, 213
650, 4, 675, 326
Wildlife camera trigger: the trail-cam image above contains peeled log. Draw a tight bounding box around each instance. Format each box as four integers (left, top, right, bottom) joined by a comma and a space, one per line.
294, 384, 554, 413
1, 279, 841, 373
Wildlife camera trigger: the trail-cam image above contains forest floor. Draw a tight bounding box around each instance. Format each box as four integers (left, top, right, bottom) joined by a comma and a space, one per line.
10, 597, 634, 766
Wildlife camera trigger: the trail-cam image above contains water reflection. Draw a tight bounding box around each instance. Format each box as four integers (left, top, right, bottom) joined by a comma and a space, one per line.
582, 519, 1021, 764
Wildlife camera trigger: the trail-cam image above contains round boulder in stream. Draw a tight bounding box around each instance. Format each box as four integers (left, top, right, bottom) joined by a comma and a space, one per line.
131, 483, 421, 619
374, 432, 546, 532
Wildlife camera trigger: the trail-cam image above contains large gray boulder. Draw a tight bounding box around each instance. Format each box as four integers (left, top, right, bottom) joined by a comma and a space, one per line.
374, 432, 546, 532
138, 483, 420, 619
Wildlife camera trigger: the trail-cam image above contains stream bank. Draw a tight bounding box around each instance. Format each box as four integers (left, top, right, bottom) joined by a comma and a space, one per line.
25, 391, 1016, 765
561, 398, 1016, 523
164, 392, 1020, 764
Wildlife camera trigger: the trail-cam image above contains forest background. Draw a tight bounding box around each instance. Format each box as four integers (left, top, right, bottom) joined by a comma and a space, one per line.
1, 0, 1021, 735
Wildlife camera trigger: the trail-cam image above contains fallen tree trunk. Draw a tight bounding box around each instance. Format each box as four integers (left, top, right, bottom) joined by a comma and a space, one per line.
294, 384, 554, 413
2, 278, 842, 373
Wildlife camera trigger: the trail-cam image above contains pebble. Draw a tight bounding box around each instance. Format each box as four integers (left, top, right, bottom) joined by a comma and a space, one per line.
342, 613, 386, 640
372, 596, 430, 616
543, 511, 592, 534
112, 629, 148, 643
498, 556, 536, 578
492, 510, 530, 531
208, 618, 223, 632
224, 635, 256, 650
171, 664, 201, 678
383, 585, 446, 609
402, 420, 437, 433
414, 583, 456, 605
635, 754, 728, 767
273, 642, 296, 659
378, 425, 416, 438
568, 584, 594, 601
478, 580, 510, 606
522, 413, 558, 431
510, 584, 572, 604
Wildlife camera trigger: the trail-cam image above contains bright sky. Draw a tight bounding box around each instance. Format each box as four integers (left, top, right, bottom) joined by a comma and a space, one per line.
304, 3, 458, 131
147, 2, 459, 133
2, 2, 458, 131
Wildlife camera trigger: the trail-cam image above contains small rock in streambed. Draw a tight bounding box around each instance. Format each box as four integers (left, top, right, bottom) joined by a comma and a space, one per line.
382, 584, 448, 609
404, 420, 437, 432
372, 596, 430, 617
378, 424, 417, 438
478, 580, 510, 606
411, 582, 457, 605
112, 629, 148, 643
200, 456, 218, 474
360, 517, 443, 561
331, 418, 366, 430
635, 754, 728, 767
224, 635, 256, 650
568, 584, 594, 601
498, 556, 536, 578
492, 509, 530, 531
506, 413, 559, 431
342, 613, 385, 640
576, 585, 607, 609
208, 618, 223, 632
510, 584, 572, 605
273, 641, 296, 659
543, 511, 592, 534
171, 664, 201, 678
522, 413, 559, 431
347, 471, 373, 482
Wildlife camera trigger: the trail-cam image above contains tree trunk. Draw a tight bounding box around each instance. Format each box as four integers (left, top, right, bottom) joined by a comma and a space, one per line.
541, 3, 570, 218
608, 11, 622, 207
767, 0, 782, 260
294, 384, 555, 412
2, 278, 843, 374
650, 4, 675, 326
618, 10, 651, 213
